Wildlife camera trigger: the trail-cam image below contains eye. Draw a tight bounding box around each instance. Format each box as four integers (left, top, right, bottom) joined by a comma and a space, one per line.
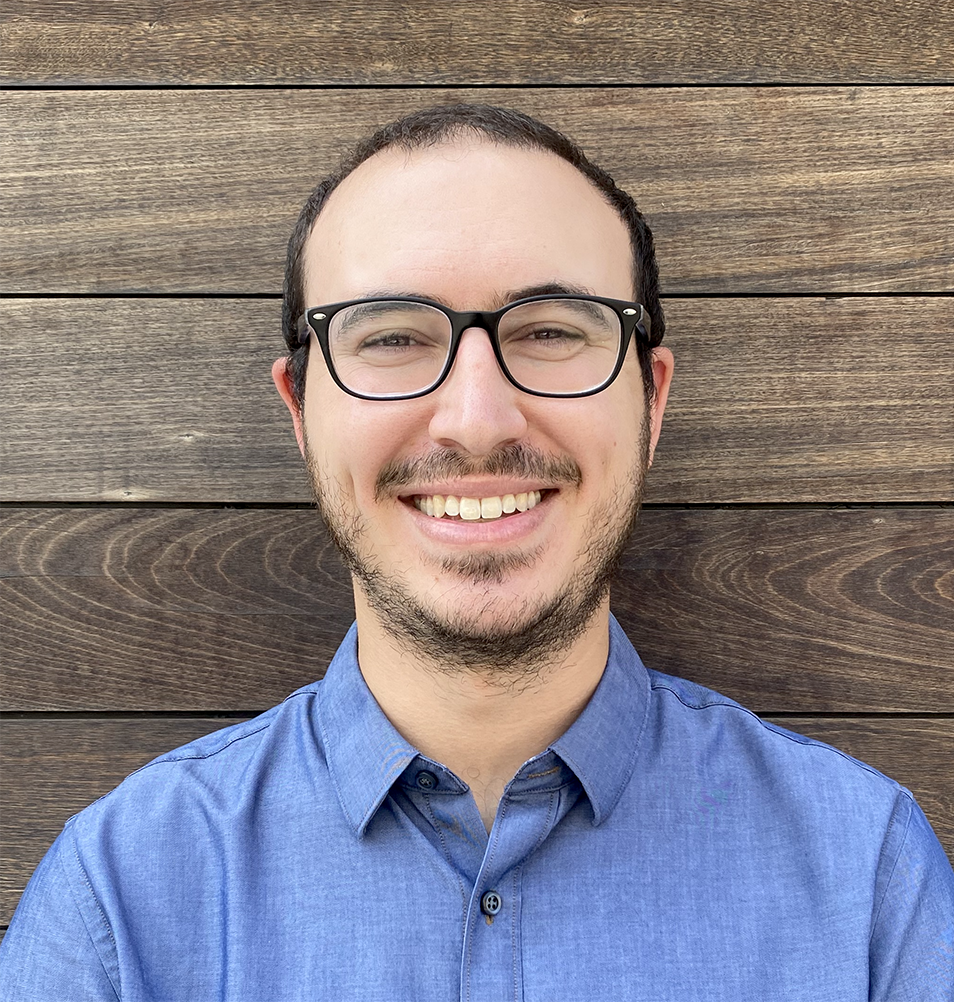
505, 324, 589, 353
359, 330, 420, 350
523, 325, 586, 341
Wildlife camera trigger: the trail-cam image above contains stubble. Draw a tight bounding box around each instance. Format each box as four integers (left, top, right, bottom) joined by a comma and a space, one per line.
304, 432, 650, 682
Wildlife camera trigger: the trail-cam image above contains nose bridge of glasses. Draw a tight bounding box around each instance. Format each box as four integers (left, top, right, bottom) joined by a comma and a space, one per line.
448, 311, 509, 375
444, 310, 509, 379
451, 309, 498, 339
438, 324, 524, 415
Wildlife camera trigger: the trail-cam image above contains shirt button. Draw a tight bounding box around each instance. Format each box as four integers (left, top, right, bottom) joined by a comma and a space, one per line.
416, 770, 438, 790
480, 890, 502, 916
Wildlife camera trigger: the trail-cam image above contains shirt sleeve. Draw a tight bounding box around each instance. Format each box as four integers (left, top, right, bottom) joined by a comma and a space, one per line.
868, 790, 954, 1001
0, 825, 120, 1002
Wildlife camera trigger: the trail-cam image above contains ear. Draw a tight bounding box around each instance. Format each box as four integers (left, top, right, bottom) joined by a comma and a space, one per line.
646, 346, 674, 467
271, 356, 306, 457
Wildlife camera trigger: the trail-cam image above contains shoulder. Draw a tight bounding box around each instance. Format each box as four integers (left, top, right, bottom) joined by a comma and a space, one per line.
643, 667, 907, 813
635, 668, 954, 905
69, 682, 327, 841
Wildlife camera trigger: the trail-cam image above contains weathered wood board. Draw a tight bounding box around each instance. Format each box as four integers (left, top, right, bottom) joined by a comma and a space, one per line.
2, 1, 953, 85
2, 506, 951, 713
2, 89, 952, 295
2, 297, 951, 504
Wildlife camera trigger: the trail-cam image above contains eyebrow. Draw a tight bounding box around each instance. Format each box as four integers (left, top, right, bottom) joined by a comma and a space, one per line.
535, 296, 615, 330
358, 282, 598, 311
332, 299, 438, 339
502, 282, 596, 304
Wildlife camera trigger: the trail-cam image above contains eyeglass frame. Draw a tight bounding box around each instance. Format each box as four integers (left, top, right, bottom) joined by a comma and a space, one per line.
296, 294, 652, 401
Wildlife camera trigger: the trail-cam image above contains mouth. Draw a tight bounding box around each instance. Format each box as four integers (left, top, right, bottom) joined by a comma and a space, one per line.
409, 490, 549, 521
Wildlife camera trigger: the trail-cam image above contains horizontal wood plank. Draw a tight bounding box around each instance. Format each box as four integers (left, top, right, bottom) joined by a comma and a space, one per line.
2, 506, 951, 713
2, 298, 952, 505
2, 715, 951, 925
1, 1, 952, 86
612, 509, 954, 712
0, 506, 353, 712
2, 88, 952, 294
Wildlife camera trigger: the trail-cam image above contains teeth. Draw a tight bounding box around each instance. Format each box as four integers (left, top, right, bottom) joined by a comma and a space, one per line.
480, 496, 503, 519
459, 497, 481, 521
413, 491, 545, 520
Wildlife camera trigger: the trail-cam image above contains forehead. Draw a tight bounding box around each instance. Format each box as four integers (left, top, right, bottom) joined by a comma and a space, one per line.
302, 138, 634, 307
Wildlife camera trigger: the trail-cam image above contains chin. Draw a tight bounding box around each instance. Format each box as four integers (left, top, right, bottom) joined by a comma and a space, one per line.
433, 546, 549, 587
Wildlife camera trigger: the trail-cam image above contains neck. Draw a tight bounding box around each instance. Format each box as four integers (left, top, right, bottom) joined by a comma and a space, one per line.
352, 591, 611, 831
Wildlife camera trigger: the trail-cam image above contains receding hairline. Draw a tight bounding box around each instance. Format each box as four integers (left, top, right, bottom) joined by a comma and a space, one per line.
281, 103, 665, 409
300, 130, 635, 298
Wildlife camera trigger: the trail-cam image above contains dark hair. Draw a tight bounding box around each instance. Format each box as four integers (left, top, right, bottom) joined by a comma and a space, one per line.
282, 103, 665, 407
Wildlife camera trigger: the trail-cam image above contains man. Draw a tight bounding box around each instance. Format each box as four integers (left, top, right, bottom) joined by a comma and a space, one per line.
2, 104, 952, 1001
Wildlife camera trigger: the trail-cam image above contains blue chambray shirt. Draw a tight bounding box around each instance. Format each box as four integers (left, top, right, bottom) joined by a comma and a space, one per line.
2, 617, 952, 1001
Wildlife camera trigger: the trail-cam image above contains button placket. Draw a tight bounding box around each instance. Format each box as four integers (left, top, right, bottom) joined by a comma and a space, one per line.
459, 780, 569, 1001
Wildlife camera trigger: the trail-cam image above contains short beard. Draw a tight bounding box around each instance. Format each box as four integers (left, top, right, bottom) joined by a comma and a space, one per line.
303, 431, 650, 686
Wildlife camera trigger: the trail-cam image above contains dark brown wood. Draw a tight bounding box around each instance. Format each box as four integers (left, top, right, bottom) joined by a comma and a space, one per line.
0, 298, 308, 504
2, 715, 951, 925
2, 88, 952, 295
2, 506, 951, 714
657, 297, 954, 504
2, 297, 951, 505
612, 508, 954, 712
0, 507, 353, 712
2, 1, 952, 86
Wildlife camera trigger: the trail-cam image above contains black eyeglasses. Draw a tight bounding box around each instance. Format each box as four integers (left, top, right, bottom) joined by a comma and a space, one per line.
296, 294, 651, 401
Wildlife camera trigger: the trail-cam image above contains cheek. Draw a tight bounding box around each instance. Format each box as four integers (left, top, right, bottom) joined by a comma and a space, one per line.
304, 385, 432, 498
302, 372, 359, 488
613, 368, 650, 441
564, 386, 644, 473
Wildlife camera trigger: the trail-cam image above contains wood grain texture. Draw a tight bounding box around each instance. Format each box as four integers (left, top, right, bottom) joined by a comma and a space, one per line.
2, 297, 952, 505
2, 715, 951, 925
612, 508, 954, 712
0, 507, 353, 712
0, 298, 304, 504
2, 506, 951, 713
2, 0, 952, 85
2, 88, 952, 295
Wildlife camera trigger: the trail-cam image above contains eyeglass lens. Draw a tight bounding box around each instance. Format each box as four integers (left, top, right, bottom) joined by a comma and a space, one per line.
326, 299, 622, 397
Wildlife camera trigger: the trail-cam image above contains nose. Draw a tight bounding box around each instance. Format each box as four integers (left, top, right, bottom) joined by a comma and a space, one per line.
427, 327, 529, 455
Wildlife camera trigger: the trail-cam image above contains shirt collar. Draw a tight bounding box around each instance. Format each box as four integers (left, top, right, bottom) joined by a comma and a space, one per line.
316, 615, 651, 836
549, 614, 652, 825
316, 623, 419, 836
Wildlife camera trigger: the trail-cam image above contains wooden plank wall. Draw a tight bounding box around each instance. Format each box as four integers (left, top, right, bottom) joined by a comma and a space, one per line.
1, 1, 952, 934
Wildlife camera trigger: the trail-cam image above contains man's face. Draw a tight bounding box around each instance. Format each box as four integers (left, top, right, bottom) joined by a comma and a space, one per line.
278, 138, 672, 670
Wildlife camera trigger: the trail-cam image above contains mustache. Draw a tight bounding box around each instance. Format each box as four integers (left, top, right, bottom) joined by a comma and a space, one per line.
375, 443, 583, 500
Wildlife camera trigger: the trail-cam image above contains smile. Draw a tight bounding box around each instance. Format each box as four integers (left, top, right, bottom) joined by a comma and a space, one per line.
412, 491, 544, 521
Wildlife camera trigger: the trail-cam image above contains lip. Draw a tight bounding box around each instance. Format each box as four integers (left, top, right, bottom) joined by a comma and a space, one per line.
401, 487, 555, 545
